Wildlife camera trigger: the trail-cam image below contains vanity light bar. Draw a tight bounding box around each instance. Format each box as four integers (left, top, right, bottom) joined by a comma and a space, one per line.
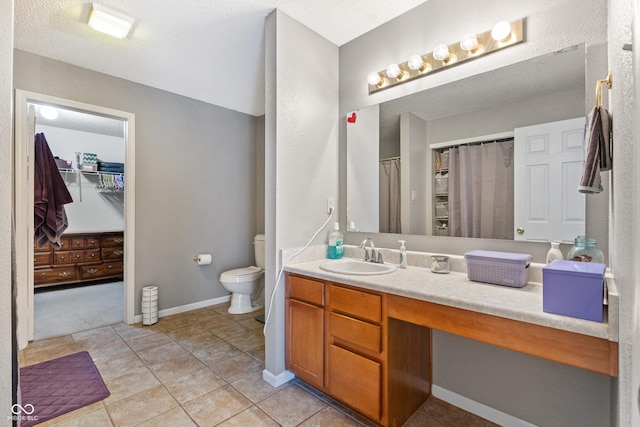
367, 19, 525, 95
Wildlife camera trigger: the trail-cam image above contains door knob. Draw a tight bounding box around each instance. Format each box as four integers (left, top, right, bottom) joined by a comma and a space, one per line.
516, 227, 525, 234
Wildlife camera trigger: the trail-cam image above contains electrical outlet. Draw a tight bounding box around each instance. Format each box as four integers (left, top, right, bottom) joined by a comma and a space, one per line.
327, 197, 335, 214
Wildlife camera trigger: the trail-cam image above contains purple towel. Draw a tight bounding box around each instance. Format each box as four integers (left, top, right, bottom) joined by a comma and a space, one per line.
578, 107, 612, 194
34, 133, 73, 248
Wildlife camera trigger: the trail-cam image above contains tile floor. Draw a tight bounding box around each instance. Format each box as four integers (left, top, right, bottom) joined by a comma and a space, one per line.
19, 303, 498, 426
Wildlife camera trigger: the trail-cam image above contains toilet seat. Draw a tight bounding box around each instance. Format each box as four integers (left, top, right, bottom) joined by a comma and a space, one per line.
220, 266, 263, 283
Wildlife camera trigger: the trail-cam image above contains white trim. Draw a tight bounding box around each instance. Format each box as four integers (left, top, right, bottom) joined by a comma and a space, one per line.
429, 131, 515, 150
432, 385, 537, 427
132, 295, 231, 323
262, 368, 295, 388
14, 89, 136, 348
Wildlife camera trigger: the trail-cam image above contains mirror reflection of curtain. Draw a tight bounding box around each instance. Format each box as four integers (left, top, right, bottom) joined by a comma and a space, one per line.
448, 140, 514, 239
379, 158, 401, 233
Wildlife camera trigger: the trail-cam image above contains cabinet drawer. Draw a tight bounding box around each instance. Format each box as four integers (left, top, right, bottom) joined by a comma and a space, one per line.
102, 247, 124, 260
287, 275, 324, 306
34, 267, 78, 285
34, 241, 50, 253
57, 237, 72, 250
329, 312, 381, 353
328, 344, 381, 421
84, 236, 100, 249
53, 251, 82, 264
34, 252, 52, 267
80, 261, 123, 279
102, 233, 124, 247
328, 285, 381, 323
69, 237, 86, 249
85, 249, 101, 262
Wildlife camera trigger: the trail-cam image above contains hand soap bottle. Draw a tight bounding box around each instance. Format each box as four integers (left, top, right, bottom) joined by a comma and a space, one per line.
398, 240, 407, 269
546, 241, 563, 263
327, 222, 344, 259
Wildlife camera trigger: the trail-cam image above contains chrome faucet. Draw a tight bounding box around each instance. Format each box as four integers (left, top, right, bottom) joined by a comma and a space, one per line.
360, 238, 383, 263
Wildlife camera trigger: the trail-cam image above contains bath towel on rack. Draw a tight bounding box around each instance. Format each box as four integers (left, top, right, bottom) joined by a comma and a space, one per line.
579, 74, 613, 194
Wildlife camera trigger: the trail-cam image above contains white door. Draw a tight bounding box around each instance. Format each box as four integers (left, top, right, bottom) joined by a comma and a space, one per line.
514, 117, 586, 242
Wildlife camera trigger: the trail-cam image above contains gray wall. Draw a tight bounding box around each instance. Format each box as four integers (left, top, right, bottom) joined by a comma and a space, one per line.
338, 0, 613, 425
14, 50, 261, 315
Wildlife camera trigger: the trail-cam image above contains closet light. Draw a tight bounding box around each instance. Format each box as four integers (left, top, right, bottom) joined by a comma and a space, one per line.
39, 106, 58, 120
88, 3, 135, 39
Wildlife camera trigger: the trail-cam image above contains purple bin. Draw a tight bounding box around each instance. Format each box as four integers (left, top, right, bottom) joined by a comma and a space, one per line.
542, 260, 605, 322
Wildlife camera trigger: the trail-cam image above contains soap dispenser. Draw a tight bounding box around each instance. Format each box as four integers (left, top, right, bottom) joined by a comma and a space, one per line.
546, 241, 563, 264
327, 222, 344, 259
398, 240, 407, 269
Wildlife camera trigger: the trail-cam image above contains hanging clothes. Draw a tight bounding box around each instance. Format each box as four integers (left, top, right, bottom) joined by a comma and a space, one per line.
34, 133, 73, 248
379, 158, 401, 233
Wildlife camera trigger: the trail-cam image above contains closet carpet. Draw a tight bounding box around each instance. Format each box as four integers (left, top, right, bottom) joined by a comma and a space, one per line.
34, 281, 124, 340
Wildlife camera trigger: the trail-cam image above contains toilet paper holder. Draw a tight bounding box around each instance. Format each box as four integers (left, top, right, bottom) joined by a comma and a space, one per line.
193, 254, 212, 265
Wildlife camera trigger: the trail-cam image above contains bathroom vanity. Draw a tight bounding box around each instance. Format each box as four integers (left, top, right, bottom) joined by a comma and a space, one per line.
284, 258, 618, 427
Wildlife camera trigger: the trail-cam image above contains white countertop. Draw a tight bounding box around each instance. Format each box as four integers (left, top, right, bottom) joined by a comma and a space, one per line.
284, 257, 619, 342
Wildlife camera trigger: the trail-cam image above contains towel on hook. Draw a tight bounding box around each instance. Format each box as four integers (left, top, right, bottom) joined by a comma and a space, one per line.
578, 106, 612, 193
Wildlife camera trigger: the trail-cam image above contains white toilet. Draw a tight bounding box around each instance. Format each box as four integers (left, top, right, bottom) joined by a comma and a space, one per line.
219, 234, 265, 314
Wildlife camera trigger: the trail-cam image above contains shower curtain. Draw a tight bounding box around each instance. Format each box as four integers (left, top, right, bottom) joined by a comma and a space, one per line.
448, 140, 514, 239
379, 158, 401, 233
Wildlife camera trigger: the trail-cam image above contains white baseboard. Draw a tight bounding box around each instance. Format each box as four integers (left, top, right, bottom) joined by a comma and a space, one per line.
263, 369, 295, 388
133, 295, 231, 323
432, 385, 537, 427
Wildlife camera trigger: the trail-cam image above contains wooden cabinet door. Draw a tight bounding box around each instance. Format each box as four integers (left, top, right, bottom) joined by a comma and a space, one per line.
286, 298, 324, 388
327, 344, 381, 421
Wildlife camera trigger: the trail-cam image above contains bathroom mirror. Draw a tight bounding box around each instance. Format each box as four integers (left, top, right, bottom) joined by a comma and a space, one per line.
347, 44, 605, 242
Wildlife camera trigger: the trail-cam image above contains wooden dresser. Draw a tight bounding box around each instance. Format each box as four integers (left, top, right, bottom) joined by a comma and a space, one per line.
34, 231, 124, 288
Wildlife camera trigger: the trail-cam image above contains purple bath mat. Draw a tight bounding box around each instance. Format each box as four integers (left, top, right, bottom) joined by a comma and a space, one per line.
19, 351, 110, 427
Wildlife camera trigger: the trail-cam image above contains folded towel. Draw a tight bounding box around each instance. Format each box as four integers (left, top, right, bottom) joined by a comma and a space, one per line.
579, 106, 612, 194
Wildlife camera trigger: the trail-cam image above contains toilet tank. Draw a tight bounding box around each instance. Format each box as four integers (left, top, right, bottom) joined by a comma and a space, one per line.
254, 234, 265, 269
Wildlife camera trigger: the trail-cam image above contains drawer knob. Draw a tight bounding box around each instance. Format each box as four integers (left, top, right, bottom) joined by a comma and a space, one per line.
76, 255, 81, 259
87, 268, 99, 275
58, 272, 69, 277
107, 265, 113, 269
91, 253, 96, 257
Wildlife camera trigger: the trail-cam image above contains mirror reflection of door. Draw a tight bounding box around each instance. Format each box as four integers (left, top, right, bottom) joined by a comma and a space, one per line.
31, 103, 126, 340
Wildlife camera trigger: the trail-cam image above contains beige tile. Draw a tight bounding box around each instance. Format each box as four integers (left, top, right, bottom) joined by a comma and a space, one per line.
134, 341, 188, 365
218, 406, 279, 427
35, 401, 104, 426
72, 325, 118, 341
246, 344, 265, 363
112, 322, 157, 341
192, 341, 244, 368
164, 367, 226, 404
24, 334, 75, 353
134, 407, 197, 427
298, 407, 365, 427
148, 351, 206, 383
231, 371, 288, 403
93, 352, 146, 382
258, 385, 327, 427
21, 343, 80, 367
211, 322, 250, 341
196, 315, 236, 330
105, 384, 178, 426
225, 329, 264, 352
173, 331, 221, 353
80, 339, 135, 363
125, 331, 175, 353
104, 367, 160, 404
48, 406, 113, 427
238, 317, 266, 332
418, 397, 468, 425
402, 410, 446, 427
164, 323, 210, 340
210, 353, 263, 382
154, 314, 194, 332
182, 384, 252, 427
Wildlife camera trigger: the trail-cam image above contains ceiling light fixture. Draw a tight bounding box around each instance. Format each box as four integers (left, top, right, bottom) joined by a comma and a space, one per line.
367, 18, 524, 95
87, 3, 135, 39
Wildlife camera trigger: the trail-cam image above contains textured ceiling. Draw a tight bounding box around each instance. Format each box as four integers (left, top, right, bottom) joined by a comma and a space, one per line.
14, 0, 428, 117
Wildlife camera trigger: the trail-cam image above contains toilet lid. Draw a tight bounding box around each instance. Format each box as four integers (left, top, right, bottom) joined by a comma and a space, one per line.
220, 266, 263, 283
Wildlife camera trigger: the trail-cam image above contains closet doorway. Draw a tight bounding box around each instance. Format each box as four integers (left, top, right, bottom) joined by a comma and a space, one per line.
15, 90, 136, 348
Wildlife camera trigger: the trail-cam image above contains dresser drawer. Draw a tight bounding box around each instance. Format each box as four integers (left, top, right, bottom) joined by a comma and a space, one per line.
34, 267, 78, 285
57, 237, 72, 250
69, 237, 86, 249
329, 312, 381, 353
287, 275, 324, 306
84, 236, 100, 249
102, 233, 124, 248
85, 249, 101, 262
53, 251, 82, 264
328, 285, 382, 323
102, 247, 124, 260
80, 261, 123, 279
34, 252, 52, 267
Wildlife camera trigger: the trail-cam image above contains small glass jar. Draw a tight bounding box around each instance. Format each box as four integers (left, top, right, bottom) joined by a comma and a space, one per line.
431, 255, 450, 274
568, 236, 604, 263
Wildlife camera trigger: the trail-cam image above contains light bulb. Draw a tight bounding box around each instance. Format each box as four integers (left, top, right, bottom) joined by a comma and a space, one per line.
491, 21, 512, 41
385, 63, 403, 79
460, 35, 478, 52
408, 55, 425, 71
39, 106, 58, 120
433, 44, 450, 61
367, 72, 382, 86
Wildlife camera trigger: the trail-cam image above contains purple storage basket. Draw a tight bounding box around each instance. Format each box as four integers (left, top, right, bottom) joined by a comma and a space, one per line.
543, 260, 605, 322
464, 250, 532, 288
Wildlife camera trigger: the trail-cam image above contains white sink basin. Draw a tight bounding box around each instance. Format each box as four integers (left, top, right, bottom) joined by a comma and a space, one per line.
319, 259, 397, 275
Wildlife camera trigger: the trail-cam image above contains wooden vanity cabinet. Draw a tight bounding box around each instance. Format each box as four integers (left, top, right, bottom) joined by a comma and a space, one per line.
326, 283, 386, 424
285, 274, 325, 388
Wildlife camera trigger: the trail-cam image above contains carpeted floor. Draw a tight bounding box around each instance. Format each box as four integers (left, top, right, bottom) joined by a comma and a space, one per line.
34, 281, 124, 340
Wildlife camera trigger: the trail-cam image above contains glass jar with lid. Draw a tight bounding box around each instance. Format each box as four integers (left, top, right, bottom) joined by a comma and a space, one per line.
567, 236, 604, 263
